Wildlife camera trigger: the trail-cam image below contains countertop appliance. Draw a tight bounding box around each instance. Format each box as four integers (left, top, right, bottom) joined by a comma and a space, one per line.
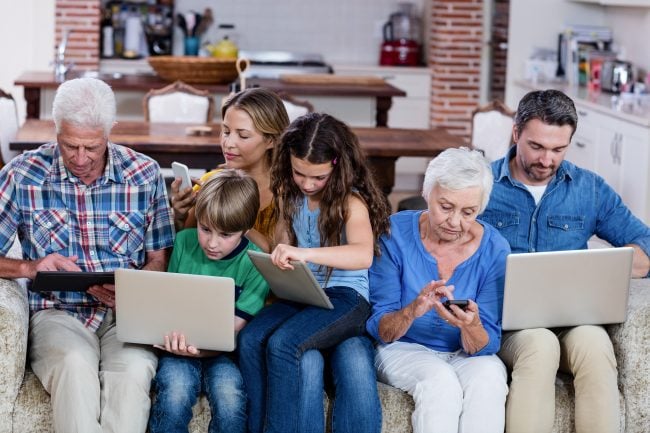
380, 2, 422, 66
601, 60, 634, 93
238, 50, 332, 79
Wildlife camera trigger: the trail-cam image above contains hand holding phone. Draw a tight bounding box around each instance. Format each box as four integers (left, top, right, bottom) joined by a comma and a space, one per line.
171, 162, 192, 190
443, 299, 469, 312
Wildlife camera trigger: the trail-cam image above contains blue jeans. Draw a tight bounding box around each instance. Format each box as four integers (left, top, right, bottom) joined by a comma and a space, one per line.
149, 354, 246, 433
299, 335, 382, 433
238, 286, 370, 433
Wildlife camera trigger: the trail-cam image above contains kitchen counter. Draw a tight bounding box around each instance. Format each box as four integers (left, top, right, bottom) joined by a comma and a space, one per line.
515, 79, 650, 128
15, 71, 406, 127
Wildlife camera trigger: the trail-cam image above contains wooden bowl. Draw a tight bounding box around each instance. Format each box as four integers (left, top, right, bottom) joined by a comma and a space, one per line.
147, 56, 238, 84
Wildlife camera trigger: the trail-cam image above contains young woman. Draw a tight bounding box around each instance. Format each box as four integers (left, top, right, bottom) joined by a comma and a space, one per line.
170, 87, 289, 250
238, 112, 391, 433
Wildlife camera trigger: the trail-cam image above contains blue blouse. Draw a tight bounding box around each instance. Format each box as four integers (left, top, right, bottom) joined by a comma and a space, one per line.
367, 211, 510, 356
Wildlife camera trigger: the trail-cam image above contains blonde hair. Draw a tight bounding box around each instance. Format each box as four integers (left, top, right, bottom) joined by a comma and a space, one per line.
194, 169, 260, 232
222, 88, 290, 167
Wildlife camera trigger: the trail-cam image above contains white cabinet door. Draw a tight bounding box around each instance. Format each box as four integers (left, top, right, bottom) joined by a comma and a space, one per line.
568, 105, 600, 172
596, 116, 650, 224
617, 123, 650, 223
596, 123, 623, 191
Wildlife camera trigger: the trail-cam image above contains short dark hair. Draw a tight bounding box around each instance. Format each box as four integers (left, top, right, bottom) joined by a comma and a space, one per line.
514, 90, 578, 139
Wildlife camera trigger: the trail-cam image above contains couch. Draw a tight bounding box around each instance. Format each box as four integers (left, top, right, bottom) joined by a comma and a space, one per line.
1, 239, 648, 432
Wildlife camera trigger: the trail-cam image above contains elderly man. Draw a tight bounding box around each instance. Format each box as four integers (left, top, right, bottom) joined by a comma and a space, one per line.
0, 78, 175, 433
479, 89, 650, 433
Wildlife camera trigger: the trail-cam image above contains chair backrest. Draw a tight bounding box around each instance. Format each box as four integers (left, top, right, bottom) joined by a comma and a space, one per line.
143, 80, 215, 123
277, 91, 314, 122
0, 89, 20, 166
471, 100, 515, 162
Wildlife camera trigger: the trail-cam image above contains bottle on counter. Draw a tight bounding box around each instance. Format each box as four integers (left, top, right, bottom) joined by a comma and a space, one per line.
101, 9, 114, 58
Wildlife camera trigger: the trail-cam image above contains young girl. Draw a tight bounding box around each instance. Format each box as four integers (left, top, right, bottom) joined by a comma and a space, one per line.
238, 112, 391, 433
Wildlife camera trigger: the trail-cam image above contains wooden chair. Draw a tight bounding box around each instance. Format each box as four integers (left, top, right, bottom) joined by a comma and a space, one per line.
143, 80, 215, 123
0, 89, 20, 168
143, 81, 214, 183
471, 99, 515, 162
277, 91, 314, 122
396, 100, 515, 212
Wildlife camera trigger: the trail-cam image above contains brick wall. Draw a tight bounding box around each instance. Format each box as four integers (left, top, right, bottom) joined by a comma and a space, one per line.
55, 0, 100, 71
428, 0, 484, 139
490, 0, 509, 102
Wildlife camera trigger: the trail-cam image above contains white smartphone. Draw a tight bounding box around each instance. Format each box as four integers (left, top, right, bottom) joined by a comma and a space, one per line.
171, 161, 192, 190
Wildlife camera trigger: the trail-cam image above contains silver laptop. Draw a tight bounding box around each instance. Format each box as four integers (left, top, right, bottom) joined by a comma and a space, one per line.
247, 251, 334, 309
115, 268, 235, 351
501, 247, 633, 331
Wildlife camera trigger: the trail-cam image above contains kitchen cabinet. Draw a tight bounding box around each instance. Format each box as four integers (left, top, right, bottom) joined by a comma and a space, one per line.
333, 64, 432, 190
569, 102, 650, 224
567, 106, 600, 171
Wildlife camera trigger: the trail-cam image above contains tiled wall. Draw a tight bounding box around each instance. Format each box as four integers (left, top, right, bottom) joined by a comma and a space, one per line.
53, 0, 486, 139
175, 0, 426, 65
429, 0, 484, 137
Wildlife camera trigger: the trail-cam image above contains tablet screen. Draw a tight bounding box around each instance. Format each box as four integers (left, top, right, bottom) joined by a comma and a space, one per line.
31, 271, 115, 292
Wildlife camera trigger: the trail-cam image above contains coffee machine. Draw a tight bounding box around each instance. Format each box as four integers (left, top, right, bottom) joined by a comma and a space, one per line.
380, 2, 422, 66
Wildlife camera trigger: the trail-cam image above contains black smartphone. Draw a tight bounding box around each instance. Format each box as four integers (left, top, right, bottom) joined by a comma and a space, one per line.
443, 299, 469, 312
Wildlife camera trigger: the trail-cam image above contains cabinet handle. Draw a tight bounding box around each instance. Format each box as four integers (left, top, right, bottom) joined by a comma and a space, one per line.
615, 133, 623, 165
578, 110, 588, 117
575, 141, 586, 148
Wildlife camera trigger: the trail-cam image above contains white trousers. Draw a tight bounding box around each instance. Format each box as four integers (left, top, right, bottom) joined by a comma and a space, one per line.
375, 341, 508, 433
29, 309, 157, 433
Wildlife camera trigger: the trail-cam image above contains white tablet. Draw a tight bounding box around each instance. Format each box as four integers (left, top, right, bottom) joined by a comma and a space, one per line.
247, 251, 334, 309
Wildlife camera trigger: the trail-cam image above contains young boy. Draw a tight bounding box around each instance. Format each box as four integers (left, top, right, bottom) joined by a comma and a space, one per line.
148, 169, 269, 433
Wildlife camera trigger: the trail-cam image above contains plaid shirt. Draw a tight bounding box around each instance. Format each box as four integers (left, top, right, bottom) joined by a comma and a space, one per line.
0, 142, 175, 331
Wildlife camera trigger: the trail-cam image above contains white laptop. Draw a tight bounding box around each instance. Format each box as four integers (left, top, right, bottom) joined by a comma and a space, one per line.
115, 268, 235, 351
247, 251, 334, 309
501, 247, 633, 331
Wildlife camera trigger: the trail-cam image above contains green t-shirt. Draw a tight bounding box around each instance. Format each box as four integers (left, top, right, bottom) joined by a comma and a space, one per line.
168, 229, 269, 321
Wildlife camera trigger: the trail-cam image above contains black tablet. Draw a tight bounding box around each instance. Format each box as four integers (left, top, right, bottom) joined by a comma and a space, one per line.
31, 271, 115, 292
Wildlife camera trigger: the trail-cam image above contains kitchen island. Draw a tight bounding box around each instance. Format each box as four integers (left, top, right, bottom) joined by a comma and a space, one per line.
14, 71, 406, 127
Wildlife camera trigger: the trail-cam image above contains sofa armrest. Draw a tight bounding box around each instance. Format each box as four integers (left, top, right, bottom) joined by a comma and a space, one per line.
607, 278, 650, 433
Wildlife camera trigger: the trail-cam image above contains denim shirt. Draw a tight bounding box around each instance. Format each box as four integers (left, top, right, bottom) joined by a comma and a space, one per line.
479, 147, 650, 258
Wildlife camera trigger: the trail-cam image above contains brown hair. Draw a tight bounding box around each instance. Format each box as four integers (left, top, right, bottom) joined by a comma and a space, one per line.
194, 169, 260, 233
271, 112, 390, 257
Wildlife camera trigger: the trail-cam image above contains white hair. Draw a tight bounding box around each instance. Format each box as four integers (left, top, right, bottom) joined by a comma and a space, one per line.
421, 147, 493, 214
52, 77, 116, 136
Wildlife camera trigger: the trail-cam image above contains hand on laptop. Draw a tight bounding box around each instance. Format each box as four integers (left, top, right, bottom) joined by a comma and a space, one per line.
88, 283, 116, 309
155, 332, 203, 357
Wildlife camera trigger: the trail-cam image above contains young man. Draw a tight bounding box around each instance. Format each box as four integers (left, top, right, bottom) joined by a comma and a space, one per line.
148, 169, 269, 433
479, 89, 650, 433
0, 77, 175, 433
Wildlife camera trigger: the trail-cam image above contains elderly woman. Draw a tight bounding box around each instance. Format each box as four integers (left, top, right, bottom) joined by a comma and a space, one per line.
367, 147, 510, 433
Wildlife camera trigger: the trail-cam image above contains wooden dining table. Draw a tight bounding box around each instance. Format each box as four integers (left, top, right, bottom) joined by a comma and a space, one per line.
10, 119, 467, 195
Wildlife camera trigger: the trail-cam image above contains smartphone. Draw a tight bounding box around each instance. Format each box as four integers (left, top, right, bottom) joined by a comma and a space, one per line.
171, 161, 192, 190
443, 299, 469, 312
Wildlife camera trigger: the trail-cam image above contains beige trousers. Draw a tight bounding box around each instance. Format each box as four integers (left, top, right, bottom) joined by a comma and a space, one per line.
29, 309, 157, 433
499, 326, 619, 433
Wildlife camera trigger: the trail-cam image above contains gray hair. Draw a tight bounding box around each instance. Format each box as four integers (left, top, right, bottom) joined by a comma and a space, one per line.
52, 78, 116, 136
421, 147, 493, 214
